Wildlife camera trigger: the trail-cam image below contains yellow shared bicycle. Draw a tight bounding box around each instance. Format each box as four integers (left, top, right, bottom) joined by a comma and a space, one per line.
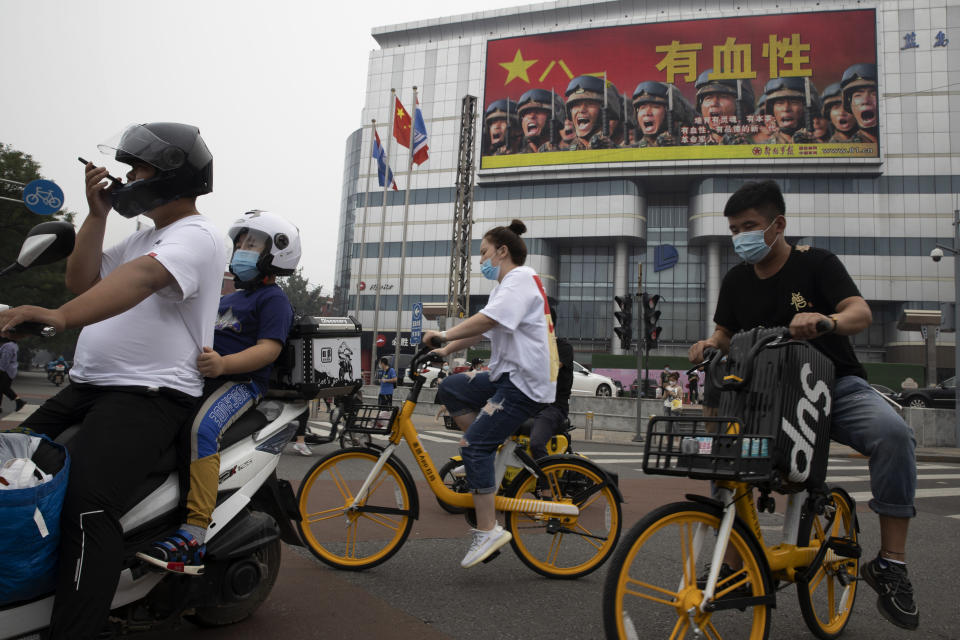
297, 346, 623, 579
604, 326, 861, 639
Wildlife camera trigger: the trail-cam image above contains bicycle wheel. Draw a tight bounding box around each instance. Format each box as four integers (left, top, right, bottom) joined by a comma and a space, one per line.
603, 501, 772, 640
436, 459, 468, 514
505, 457, 621, 579
297, 448, 416, 570
795, 488, 859, 639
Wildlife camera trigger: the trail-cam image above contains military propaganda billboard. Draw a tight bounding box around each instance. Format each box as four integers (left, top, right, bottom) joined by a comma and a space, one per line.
480, 9, 878, 168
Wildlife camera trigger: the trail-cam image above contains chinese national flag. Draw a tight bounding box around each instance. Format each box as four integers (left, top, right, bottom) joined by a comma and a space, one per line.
393, 97, 413, 148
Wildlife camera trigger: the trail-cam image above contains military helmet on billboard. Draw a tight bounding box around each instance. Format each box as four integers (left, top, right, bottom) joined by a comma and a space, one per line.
484, 98, 519, 126
564, 75, 621, 121
821, 82, 844, 118
762, 77, 821, 117
694, 69, 755, 119
518, 88, 564, 118
840, 63, 877, 112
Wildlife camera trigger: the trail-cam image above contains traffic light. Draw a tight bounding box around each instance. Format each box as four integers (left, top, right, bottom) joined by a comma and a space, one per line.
613, 295, 632, 350
642, 293, 662, 351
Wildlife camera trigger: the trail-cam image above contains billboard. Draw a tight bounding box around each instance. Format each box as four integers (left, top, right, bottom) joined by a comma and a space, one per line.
481, 9, 878, 168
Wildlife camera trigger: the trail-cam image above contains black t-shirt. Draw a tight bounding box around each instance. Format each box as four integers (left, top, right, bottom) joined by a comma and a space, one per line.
713, 245, 867, 380
554, 337, 574, 415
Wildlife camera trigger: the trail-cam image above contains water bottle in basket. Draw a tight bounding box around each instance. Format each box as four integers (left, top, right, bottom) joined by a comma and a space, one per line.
718, 327, 835, 490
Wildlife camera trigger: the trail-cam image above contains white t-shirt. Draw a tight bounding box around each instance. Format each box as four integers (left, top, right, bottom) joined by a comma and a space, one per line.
479, 265, 558, 403
69, 215, 227, 397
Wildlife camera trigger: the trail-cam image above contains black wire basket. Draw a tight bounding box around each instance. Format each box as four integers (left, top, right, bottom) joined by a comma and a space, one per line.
341, 404, 399, 435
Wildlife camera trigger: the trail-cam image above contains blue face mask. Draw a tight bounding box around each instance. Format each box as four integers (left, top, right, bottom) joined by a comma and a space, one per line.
231, 249, 262, 281
732, 219, 778, 264
480, 257, 500, 281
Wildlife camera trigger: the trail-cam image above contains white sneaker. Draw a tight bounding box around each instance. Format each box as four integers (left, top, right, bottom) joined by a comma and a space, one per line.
451, 464, 466, 477
293, 442, 313, 456
461, 525, 512, 568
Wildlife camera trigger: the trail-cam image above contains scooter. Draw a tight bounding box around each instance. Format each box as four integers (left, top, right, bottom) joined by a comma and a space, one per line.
46, 360, 68, 386
0, 222, 313, 638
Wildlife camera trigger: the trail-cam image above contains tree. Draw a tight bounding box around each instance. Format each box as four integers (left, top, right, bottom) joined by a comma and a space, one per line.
0, 143, 79, 365
278, 268, 330, 317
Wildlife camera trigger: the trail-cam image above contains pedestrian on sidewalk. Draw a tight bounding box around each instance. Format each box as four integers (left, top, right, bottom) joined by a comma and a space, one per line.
0, 336, 26, 412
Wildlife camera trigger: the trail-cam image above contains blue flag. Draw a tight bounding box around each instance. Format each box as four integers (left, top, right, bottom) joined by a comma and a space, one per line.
412, 98, 429, 166
373, 130, 398, 191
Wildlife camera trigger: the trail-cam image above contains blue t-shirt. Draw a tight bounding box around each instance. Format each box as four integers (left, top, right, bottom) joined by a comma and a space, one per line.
213, 284, 294, 391
378, 367, 396, 395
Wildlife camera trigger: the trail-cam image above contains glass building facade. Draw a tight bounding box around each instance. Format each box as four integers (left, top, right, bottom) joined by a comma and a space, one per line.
336, 0, 960, 371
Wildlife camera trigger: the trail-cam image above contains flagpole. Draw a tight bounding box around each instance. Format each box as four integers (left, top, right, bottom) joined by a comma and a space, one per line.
355, 118, 376, 319
372, 88, 396, 373
393, 86, 419, 372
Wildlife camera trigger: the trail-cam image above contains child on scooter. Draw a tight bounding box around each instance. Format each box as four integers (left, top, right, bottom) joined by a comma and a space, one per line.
137, 210, 300, 574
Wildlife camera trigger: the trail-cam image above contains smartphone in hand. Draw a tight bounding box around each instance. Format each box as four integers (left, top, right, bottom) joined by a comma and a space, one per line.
77, 157, 123, 184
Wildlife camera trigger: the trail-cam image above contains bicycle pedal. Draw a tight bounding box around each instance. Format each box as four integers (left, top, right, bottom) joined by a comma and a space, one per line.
481, 550, 502, 564
826, 537, 861, 559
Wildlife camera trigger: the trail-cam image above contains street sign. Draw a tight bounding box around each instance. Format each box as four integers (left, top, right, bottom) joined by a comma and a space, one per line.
22, 179, 63, 215
411, 301, 423, 345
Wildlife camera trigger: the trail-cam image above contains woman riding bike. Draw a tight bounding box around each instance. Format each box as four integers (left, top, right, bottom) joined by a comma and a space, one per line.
424, 219, 559, 568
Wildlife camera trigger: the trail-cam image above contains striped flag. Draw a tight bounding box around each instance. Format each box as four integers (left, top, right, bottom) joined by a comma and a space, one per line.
412, 98, 429, 166
373, 130, 397, 191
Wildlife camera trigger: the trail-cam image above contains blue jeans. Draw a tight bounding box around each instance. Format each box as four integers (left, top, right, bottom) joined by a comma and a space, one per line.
436, 372, 545, 493
831, 376, 916, 518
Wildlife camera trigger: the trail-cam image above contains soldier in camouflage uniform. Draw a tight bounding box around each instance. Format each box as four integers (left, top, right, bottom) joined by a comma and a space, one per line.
563, 75, 620, 150
481, 99, 520, 156
694, 70, 756, 144
761, 76, 822, 144
516, 88, 566, 153
841, 63, 879, 144
751, 94, 777, 143
630, 81, 695, 147
821, 82, 859, 142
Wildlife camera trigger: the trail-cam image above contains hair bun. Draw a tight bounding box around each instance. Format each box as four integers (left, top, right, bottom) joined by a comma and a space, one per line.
508, 219, 527, 236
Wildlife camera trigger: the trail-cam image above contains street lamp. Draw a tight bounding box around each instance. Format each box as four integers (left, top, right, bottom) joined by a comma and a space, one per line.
932, 206, 960, 448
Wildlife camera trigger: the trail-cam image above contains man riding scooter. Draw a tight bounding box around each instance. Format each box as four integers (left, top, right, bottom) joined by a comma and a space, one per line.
0, 122, 226, 640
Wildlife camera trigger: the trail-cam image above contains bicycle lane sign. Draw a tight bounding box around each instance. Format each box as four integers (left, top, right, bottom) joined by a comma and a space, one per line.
22, 179, 64, 215
410, 302, 423, 345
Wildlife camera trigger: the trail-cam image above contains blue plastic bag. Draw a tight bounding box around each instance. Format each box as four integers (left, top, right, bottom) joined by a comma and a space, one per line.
0, 431, 70, 605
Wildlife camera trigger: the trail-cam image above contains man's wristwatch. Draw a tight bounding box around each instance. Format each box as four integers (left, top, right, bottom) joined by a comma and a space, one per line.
829, 315, 839, 333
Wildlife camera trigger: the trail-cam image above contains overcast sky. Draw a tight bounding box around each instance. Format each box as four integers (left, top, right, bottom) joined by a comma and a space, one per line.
1, 0, 528, 292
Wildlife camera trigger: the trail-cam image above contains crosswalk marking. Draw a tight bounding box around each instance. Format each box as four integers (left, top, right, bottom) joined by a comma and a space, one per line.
827, 473, 960, 483
848, 487, 960, 501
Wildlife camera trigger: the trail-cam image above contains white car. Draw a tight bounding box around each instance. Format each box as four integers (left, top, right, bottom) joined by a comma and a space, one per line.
570, 361, 616, 397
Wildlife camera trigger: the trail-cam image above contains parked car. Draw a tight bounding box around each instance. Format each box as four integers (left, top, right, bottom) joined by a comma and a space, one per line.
570, 361, 615, 397
869, 384, 900, 401
898, 376, 956, 408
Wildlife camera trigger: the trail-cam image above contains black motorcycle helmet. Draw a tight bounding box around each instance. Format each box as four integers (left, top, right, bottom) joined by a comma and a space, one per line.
98, 123, 213, 218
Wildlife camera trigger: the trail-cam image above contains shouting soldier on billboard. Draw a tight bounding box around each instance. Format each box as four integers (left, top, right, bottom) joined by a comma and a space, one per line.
563, 75, 620, 150
516, 88, 566, 153
841, 63, 879, 144
481, 99, 520, 156
631, 80, 695, 148
821, 82, 859, 142
694, 70, 756, 144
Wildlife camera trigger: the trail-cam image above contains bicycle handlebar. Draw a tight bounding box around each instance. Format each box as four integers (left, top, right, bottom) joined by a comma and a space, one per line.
7, 321, 57, 337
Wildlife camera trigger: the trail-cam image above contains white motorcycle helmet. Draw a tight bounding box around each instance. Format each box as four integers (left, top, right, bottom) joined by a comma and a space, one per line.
227, 210, 302, 287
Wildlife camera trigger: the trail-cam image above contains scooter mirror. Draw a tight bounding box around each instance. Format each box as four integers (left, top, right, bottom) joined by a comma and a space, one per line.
0, 221, 76, 275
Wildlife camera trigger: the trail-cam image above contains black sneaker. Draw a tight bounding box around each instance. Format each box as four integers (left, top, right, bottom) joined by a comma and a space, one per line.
861, 556, 919, 630
14, 398, 26, 412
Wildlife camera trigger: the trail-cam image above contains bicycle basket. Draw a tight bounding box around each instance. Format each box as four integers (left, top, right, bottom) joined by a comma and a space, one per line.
342, 405, 399, 434
643, 416, 775, 482
717, 327, 835, 491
